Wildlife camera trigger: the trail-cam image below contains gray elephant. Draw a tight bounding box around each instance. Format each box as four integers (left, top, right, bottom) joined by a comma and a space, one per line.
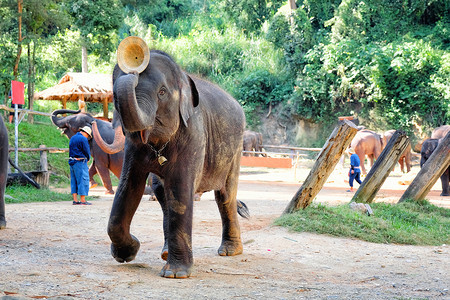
420, 138, 449, 196
98, 42, 245, 278
51, 109, 124, 194
0, 116, 8, 229
0, 116, 39, 229
383, 130, 412, 173
242, 130, 265, 157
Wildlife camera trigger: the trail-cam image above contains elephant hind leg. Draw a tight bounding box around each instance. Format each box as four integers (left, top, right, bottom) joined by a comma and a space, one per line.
214, 164, 243, 256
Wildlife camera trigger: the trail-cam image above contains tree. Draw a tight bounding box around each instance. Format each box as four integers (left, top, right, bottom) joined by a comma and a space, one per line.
64, 0, 122, 72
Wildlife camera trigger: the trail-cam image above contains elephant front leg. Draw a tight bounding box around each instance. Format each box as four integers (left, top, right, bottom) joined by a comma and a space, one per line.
108, 168, 148, 263
159, 184, 194, 278
151, 174, 169, 260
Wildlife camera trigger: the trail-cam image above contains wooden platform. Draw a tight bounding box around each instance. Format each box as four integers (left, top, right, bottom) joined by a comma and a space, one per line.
240, 156, 292, 169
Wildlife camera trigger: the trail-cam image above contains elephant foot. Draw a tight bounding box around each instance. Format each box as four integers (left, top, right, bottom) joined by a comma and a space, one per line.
111, 234, 140, 263
0, 218, 6, 230
218, 240, 243, 256
159, 263, 192, 279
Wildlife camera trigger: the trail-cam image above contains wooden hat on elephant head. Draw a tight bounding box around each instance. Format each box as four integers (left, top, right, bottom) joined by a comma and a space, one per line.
117, 36, 150, 74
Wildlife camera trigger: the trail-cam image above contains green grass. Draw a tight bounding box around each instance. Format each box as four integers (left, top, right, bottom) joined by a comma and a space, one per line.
5, 185, 90, 204
274, 200, 450, 246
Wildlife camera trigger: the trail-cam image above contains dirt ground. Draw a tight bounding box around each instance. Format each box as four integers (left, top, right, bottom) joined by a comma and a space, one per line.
0, 164, 449, 299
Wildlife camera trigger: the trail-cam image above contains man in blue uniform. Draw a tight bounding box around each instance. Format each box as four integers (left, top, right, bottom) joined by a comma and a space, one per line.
69, 126, 92, 205
347, 148, 362, 192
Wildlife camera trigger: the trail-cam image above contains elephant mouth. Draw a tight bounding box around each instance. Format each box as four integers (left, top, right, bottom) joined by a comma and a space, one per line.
140, 129, 151, 144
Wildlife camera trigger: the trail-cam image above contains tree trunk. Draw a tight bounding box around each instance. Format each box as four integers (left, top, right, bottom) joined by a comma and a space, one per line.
399, 132, 450, 202
13, 0, 24, 80
283, 120, 358, 214
81, 45, 88, 73
27, 42, 34, 123
352, 130, 410, 203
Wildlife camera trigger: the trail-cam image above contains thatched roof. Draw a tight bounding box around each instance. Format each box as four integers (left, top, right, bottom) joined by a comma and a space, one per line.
34, 72, 112, 103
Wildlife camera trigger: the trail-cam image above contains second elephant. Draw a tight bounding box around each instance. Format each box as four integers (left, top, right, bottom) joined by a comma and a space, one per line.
51, 109, 124, 194
349, 129, 384, 175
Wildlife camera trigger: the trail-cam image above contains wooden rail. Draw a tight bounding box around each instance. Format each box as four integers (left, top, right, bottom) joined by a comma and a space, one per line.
0, 104, 52, 117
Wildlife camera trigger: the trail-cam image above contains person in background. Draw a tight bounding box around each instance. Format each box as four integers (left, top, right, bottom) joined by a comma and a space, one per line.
347, 147, 362, 192
69, 126, 93, 205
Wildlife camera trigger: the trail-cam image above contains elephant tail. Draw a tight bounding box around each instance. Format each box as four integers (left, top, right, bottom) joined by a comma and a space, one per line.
237, 200, 250, 219
8, 157, 41, 189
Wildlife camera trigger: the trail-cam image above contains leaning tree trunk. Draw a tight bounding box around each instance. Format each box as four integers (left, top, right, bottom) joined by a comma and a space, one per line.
81, 45, 88, 73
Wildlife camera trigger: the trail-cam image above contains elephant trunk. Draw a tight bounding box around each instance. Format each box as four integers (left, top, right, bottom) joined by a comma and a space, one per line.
51, 109, 81, 128
114, 72, 155, 133
92, 121, 125, 154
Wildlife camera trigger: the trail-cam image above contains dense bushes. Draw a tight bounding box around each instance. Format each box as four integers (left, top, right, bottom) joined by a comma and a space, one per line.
1, 0, 449, 147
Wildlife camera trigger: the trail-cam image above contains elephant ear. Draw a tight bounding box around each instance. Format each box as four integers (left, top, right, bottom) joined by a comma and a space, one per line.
179, 74, 199, 127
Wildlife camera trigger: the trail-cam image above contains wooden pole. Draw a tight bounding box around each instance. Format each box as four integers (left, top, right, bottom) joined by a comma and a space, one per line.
352, 130, 410, 203
399, 131, 450, 202
103, 97, 109, 119
283, 120, 358, 214
37, 144, 49, 187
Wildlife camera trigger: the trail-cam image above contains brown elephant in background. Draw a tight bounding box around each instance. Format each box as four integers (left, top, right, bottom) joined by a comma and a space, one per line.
383, 130, 412, 173
431, 125, 450, 139
242, 130, 265, 157
349, 129, 384, 174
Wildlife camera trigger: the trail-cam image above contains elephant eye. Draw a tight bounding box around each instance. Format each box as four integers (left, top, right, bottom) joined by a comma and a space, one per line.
158, 87, 167, 97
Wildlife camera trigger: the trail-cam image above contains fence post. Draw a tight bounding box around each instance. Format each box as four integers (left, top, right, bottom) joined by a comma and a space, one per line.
37, 144, 49, 187
352, 130, 410, 203
399, 132, 450, 202
283, 120, 358, 214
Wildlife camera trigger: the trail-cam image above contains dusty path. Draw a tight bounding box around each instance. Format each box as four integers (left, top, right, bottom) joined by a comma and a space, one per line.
0, 165, 449, 299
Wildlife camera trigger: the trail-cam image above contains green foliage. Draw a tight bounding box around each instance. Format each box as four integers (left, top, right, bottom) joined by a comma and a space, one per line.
275, 200, 450, 245
217, 0, 285, 34
266, 4, 314, 73
302, 0, 342, 30
64, 0, 122, 57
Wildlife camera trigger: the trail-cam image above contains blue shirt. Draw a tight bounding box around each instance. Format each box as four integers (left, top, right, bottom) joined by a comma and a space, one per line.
69, 132, 90, 166
350, 153, 361, 169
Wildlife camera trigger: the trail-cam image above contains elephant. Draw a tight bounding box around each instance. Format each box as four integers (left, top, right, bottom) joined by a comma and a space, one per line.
0, 116, 8, 229
97, 46, 246, 279
349, 129, 384, 175
431, 125, 450, 139
51, 109, 124, 194
420, 138, 449, 196
0, 116, 40, 229
242, 130, 265, 157
383, 130, 412, 173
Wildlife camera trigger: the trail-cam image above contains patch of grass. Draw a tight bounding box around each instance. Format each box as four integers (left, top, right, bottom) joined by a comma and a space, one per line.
274, 200, 450, 246
5, 185, 95, 204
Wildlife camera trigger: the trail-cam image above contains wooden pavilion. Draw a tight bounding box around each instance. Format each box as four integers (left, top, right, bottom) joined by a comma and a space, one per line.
34, 72, 113, 119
